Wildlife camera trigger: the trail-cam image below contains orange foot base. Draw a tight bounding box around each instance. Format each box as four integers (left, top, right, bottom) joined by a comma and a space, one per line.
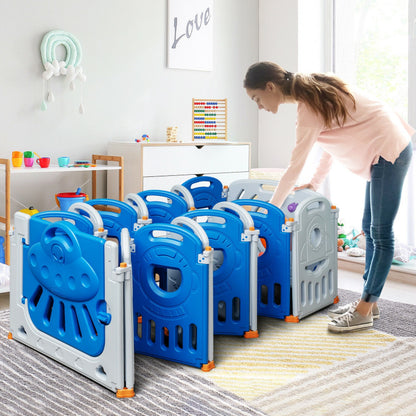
334, 295, 340, 304
244, 329, 259, 339
284, 315, 300, 323
201, 361, 215, 372
7, 332, 13, 340
116, 388, 135, 398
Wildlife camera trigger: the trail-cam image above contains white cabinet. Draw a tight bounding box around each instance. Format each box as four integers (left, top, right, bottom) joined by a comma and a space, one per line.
107, 141, 251, 197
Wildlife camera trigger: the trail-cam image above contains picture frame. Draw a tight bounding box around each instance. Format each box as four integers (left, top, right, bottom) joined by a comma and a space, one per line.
167, 0, 213, 71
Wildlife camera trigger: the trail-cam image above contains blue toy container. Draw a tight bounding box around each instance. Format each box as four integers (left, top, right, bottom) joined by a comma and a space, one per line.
55, 191, 88, 211
0, 236, 4, 264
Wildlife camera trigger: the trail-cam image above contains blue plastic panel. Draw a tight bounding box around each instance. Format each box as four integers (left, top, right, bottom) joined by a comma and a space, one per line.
86, 198, 138, 240
138, 190, 188, 223
181, 176, 226, 209
132, 223, 210, 369
31, 211, 94, 235
233, 199, 291, 319
183, 209, 252, 335
22, 217, 108, 357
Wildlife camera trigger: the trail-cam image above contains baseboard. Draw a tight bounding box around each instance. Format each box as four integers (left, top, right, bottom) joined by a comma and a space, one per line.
338, 253, 416, 286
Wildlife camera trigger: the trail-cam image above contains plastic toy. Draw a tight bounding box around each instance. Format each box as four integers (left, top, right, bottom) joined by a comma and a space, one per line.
19, 206, 39, 216
55, 188, 88, 211
135, 134, 150, 143
0, 236, 4, 264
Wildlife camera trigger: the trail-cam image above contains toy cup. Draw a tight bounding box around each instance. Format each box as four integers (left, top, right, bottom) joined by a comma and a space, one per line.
24, 151, 35, 167
36, 157, 50, 168
12, 151, 23, 167
58, 156, 70, 167
24, 157, 34, 167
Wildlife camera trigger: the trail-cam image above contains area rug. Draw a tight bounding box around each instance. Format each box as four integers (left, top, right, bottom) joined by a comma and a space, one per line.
190, 314, 396, 401
254, 337, 416, 416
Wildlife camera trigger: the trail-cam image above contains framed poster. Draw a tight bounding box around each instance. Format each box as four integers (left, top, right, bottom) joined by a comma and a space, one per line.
167, 0, 213, 71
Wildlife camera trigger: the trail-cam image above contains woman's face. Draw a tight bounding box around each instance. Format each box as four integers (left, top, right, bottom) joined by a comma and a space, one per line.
246, 82, 287, 113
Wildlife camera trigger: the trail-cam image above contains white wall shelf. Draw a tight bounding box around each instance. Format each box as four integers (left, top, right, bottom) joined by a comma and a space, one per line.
0, 154, 124, 266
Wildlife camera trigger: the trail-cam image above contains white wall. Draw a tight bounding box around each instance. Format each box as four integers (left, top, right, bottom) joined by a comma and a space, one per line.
0, 0, 259, 218
258, 0, 299, 169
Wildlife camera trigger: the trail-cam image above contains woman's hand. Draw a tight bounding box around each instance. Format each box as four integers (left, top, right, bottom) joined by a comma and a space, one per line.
293, 183, 316, 191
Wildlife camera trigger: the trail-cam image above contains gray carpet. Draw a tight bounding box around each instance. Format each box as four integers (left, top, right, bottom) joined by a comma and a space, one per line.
323, 288, 416, 337
0, 310, 265, 416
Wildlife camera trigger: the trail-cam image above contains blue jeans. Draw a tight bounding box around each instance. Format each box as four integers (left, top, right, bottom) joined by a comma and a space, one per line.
361, 141, 413, 302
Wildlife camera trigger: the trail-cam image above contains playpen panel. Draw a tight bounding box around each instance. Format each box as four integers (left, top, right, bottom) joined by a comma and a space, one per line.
139, 190, 188, 223
233, 199, 291, 319
182, 176, 226, 209
183, 209, 253, 335
132, 223, 213, 369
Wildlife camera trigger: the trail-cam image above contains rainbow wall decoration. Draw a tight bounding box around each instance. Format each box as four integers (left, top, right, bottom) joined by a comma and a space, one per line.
192, 99, 227, 140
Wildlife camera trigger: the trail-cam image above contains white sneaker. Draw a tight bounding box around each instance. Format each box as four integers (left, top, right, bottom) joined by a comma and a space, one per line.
328, 308, 373, 333
328, 300, 380, 319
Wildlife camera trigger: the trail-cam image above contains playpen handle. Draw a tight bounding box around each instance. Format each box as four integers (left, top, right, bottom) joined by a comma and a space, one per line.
213, 201, 255, 230
171, 216, 210, 248
170, 185, 195, 210
124, 193, 149, 220
120, 227, 132, 264
69, 202, 104, 233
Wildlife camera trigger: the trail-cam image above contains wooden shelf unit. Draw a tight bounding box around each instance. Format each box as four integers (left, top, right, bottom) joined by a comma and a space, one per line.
0, 154, 123, 265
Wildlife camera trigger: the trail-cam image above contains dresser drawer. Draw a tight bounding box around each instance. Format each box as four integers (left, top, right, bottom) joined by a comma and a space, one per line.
142, 144, 249, 176
143, 172, 249, 191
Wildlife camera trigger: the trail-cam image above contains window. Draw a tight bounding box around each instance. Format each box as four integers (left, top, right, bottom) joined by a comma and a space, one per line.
329, 0, 415, 246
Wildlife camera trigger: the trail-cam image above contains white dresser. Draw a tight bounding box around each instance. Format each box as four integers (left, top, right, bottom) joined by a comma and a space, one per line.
107, 141, 251, 197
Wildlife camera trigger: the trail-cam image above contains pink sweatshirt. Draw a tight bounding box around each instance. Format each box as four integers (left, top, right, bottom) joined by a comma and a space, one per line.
269, 88, 414, 208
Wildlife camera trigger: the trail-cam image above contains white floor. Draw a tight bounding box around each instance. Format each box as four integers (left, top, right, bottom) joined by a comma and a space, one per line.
1, 266, 415, 311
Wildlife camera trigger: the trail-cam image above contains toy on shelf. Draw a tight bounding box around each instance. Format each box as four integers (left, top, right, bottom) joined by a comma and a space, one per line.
192, 99, 227, 140
166, 126, 178, 142
135, 134, 150, 143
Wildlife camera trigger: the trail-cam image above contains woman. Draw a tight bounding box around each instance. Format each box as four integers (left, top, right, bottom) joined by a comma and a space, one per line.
244, 61, 414, 333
